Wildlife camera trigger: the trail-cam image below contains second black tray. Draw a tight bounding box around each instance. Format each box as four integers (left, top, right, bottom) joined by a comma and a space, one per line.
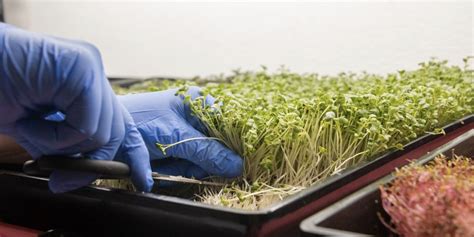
300, 129, 474, 236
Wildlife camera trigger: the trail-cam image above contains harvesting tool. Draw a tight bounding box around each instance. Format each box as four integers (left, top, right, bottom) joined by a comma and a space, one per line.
22, 155, 226, 187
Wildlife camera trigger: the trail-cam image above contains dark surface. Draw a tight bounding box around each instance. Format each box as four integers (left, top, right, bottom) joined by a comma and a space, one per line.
300, 130, 474, 237
312, 190, 389, 237
0, 175, 248, 237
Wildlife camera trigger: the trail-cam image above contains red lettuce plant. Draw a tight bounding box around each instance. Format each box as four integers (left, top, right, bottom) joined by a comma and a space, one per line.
380, 155, 474, 237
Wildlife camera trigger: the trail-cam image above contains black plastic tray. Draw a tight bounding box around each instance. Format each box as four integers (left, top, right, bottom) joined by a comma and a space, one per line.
0, 116, 471, 237
0, 78, 472, 236
299, 129, 474, 237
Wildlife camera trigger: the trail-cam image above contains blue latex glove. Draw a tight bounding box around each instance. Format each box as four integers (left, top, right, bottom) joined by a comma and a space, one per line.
118, 87, 243, 182
0, 23, 153, 192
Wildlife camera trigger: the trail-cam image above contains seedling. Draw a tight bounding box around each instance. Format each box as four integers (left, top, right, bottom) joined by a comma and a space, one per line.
155, 137, 225, 155
380, 155, 473, 237
105, 58, 473, 210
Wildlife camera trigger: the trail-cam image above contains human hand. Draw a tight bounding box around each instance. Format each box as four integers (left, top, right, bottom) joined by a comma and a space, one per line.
118, 87, 243, 181
0, 23, 153, 192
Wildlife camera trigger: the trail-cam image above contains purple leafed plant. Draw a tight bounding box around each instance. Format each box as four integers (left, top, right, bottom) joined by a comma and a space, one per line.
380, 155, 474, 237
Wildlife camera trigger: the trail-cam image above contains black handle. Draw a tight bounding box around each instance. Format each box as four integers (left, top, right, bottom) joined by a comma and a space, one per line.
23, 155, 130, 179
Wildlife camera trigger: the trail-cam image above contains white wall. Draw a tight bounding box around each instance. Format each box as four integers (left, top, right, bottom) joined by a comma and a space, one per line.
4, 1, 473, 78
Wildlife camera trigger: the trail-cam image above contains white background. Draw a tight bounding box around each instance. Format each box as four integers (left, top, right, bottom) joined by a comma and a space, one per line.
4, 0, 473, 78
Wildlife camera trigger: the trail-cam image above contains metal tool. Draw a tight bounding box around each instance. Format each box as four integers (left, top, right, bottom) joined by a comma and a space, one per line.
23, 155, 226, 186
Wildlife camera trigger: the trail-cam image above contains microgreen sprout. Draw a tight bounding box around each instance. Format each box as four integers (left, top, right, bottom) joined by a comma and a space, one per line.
105, 58, 473, 210
380, 155, 474, 236
155, 137, 225, 155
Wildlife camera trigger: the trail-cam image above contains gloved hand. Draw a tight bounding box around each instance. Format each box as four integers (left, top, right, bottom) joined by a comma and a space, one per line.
118, 87, 243, 182
0, 23, 153, 192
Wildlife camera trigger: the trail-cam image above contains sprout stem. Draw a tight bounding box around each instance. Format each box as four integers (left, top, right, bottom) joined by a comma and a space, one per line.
156, 137, 225, 155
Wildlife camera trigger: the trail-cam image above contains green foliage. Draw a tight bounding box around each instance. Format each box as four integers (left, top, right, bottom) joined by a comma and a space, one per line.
114, 59, 474, 210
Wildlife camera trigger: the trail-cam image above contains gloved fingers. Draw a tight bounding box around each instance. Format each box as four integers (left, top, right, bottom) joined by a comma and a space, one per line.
48, 170, 100, 194
15, 81, 115, 153
118, 87, 241, 180
47, 131, 121, 193
17, 86, 121, 157
59, 79, 115, 149
17, 36, 118, 152
16, 118, 96, 151
13, 136, 43, 159
7, 124, 103, 193
47, 97, 126, 193
82, 96, 125, 161
46, 119, 141, 193
0, 127, 43, 159
181, 86, 218, 134
135, 115, 183, 160
115, 108, 154, 192
0, 122, 80, 159
182, 86, 216, 105
1, 26, 112, 149
41, 105, 151, 194
164, 123, 242, 178
0, 27, 132, 193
